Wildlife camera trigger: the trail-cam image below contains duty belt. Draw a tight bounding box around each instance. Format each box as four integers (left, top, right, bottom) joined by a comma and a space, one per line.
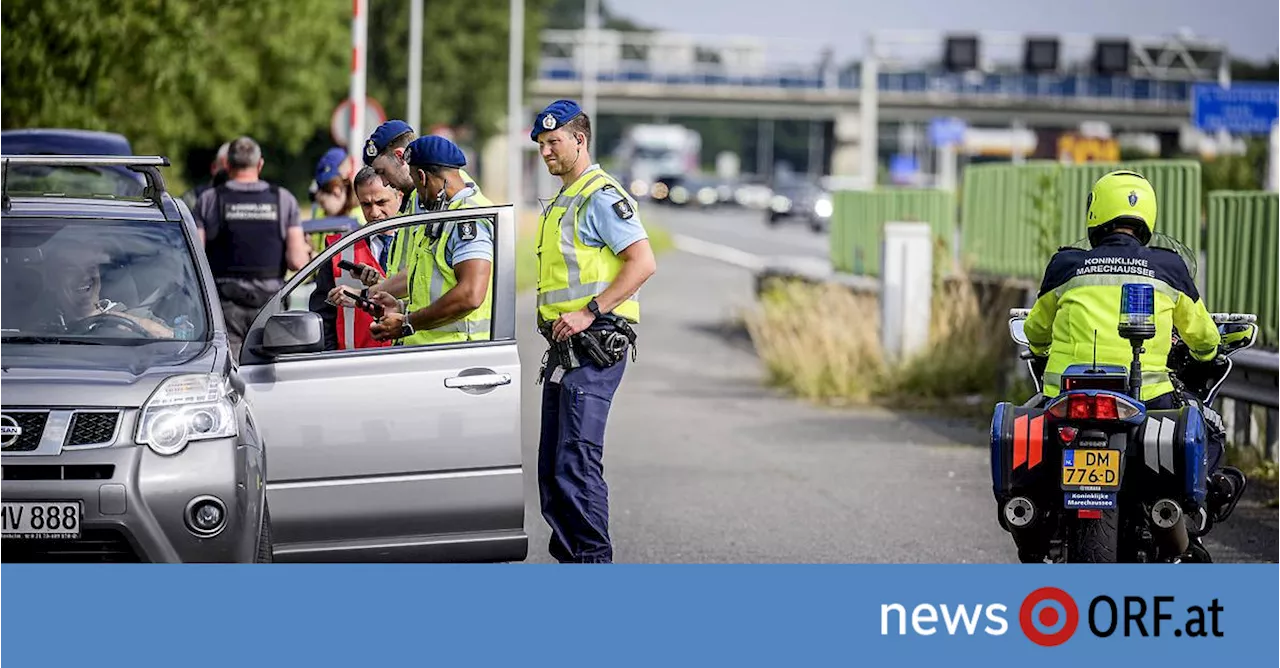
537, 315, 637, 382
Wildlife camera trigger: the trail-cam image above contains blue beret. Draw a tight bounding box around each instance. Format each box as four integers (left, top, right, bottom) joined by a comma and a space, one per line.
403, 135, 467, 169
531, 99, 583, 141
314, 147, 348, 186
363, 119, 414, 165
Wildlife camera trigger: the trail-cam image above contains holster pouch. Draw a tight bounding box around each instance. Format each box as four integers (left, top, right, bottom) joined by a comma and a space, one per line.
538, 314, 638, 373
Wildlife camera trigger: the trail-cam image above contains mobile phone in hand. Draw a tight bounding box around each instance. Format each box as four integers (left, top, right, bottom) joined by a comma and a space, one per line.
343, 288, 385, 318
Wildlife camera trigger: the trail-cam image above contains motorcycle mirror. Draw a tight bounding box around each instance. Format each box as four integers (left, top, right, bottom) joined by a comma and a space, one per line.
1008, 318, 1029, 346
1219, 322, 1258, 353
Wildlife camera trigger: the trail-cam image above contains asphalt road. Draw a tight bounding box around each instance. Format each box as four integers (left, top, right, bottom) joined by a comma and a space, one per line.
516, 205, 1278, 563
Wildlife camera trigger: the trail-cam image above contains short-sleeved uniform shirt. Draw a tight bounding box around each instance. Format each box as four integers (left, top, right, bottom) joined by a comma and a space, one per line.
576, 165, 648, 255
419, 186, 493, 268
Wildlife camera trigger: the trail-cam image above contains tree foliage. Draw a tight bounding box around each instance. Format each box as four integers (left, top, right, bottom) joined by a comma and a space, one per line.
2, 0, 350, 182
366, 0, 548, 147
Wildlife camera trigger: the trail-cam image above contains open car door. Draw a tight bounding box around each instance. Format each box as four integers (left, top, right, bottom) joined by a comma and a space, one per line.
236, 205, 525, 562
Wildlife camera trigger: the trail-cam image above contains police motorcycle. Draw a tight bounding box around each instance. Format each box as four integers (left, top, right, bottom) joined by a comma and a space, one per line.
991, 283, 1257, 563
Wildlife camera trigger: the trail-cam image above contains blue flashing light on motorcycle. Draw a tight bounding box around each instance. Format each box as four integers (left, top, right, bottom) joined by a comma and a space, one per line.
1117, 282, 1157, 399
1119, 282, 1155, 328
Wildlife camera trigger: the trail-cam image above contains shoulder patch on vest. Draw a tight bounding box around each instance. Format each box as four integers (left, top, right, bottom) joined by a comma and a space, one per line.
612, 198, 635, 220
457, 220, 477, 241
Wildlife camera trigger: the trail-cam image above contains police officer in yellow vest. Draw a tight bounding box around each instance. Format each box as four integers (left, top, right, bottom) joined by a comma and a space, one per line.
349, 120, 483, 291
532, 99, 657, 563
312, 147, 365, 224
366, 135, 495, 345
1023, 170, 1244, 559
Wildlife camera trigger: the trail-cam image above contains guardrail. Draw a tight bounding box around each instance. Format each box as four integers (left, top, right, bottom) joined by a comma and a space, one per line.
1220, 349, 1279, 409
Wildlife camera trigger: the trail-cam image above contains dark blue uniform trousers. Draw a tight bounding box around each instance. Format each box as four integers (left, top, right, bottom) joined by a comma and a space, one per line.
538, 358, 627, 563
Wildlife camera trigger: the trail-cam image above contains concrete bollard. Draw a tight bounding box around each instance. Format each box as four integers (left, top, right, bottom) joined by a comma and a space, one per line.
881, 222, 933, 362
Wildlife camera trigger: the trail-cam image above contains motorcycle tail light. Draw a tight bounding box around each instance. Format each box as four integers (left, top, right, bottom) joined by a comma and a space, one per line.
1048, 393, 1140, 421
1093, 396, 1119, 420
1058, 426, 1078, 443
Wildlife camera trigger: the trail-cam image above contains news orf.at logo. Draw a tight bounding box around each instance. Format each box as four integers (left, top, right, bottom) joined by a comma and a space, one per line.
880, 587, 1224, 645
1019, 587, 1079, 646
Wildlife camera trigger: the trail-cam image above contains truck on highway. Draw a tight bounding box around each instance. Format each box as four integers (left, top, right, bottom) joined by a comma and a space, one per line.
614, 124, 701, 200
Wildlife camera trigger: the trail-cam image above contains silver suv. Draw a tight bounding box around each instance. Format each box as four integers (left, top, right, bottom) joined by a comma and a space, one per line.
2, 154, 527, 563
1, 155, 270, 562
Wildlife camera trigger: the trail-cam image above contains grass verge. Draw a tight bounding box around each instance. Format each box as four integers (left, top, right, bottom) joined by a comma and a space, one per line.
744, 275, 1013, 411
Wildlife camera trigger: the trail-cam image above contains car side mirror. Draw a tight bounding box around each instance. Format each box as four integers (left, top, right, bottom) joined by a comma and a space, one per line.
1008, 318, 1029, 346
259, 311, 324, 356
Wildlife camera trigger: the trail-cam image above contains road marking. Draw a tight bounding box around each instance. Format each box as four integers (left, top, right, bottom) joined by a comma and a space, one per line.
672, 234, 766, 271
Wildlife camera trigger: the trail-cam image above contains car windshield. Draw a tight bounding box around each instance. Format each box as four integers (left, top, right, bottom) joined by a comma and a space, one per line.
634, 146, 675, 160
1, 217, 209, 344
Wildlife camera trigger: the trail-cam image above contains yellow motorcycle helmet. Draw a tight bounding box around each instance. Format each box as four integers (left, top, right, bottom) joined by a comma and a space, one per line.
1085, 170, 1157, 246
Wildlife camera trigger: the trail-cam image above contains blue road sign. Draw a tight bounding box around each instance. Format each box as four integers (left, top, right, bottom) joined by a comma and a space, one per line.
928, 116, 967, 147
889, 154, 919, 185
1192, 82, 1279, 134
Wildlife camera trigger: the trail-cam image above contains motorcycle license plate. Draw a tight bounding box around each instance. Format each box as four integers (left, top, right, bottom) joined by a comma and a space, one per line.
1061, 449, 1120, 490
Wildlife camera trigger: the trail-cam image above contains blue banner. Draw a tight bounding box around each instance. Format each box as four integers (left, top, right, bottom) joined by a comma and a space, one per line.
3, 565, 1277, 667
1192, 82, 1279, 134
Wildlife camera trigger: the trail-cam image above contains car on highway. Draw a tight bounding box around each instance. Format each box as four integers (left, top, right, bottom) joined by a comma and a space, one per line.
732, 175, 774, 211
1, 155, 270, 562
665, 174, 733, 209
767, 177, 833, 233
1, 155, 527, 563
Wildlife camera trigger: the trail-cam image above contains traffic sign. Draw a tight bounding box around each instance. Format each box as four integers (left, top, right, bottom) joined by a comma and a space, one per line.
928, 117, 967, 147
889, 154, 919, 185
330, 97, 388, 147
1192, 83, 1279, 135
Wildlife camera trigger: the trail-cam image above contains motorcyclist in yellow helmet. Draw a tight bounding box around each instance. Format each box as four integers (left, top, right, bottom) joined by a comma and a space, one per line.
1023, 170, 1244, 556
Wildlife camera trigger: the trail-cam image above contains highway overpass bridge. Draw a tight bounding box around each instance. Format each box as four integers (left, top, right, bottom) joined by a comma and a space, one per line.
531, 68, 1194, 131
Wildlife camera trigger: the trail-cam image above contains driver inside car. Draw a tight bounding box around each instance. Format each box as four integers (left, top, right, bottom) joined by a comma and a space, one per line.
1022, 170, 1244, 551
48, 249, 175, 339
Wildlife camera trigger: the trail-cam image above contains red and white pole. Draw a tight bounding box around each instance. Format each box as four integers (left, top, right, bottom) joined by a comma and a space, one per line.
347, 0, 369, 164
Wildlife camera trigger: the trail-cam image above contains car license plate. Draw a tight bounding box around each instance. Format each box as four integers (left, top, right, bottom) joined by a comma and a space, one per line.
1061, 449, 1120, 490
1, 501, 81, 539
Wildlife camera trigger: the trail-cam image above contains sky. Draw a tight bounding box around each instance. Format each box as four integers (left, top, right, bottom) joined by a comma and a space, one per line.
610, 0, 1279, 63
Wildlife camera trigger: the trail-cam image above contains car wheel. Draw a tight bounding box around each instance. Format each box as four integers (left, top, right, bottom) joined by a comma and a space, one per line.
255, 503, 274, 563
767, 214, 782, 226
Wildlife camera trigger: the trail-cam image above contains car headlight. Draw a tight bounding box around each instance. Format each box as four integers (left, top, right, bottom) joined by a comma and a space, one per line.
770, 195, 792, 213
629, 179, 649, 198
697, 187, 718, 205
814, 197, 833, 218
136, 374, 238, 456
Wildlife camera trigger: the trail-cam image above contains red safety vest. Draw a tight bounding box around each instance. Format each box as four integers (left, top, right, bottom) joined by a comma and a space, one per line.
325, 233, 392, 351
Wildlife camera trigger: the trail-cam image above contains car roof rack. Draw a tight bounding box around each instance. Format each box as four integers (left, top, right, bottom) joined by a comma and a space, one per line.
1, 154, 171, 210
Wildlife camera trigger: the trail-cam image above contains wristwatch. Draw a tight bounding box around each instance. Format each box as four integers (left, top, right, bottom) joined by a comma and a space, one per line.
586, 298, 603, 318
399, 321, 415, 338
